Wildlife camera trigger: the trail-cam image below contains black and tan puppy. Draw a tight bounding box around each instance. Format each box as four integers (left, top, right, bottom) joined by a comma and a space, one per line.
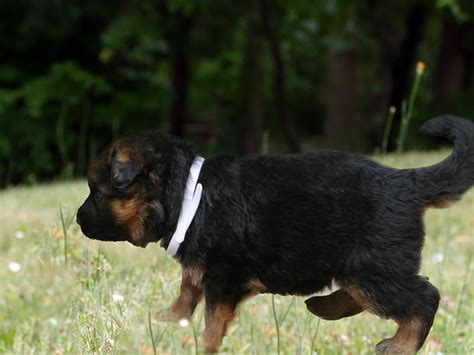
77, 115, 474, 353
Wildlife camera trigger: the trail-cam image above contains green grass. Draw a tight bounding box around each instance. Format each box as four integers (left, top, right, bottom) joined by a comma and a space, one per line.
1, 151, 473, 354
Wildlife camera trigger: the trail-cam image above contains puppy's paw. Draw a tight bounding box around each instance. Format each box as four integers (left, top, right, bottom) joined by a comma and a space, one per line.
201, 330, 225, 353
375, 338, 415, 354
155, 308, 180, 323
198, 345, 218, 354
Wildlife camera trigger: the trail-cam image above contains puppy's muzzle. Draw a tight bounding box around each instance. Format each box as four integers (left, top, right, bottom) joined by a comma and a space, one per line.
76, 206, 84, 226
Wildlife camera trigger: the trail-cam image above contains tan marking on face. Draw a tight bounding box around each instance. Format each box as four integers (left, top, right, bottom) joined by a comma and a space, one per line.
88, 167, 101, 184
115, 149, 131, 163
108, 141, 133, 165
203, 303, 236, 352
109, 198, 147, 246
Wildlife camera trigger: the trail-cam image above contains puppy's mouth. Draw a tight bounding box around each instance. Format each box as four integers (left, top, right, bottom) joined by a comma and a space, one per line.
78, 225, 95, 239
81, 230, 108, 242
127, 238, 149, 248
77, 218, 149, 247
79, 225, 126, 243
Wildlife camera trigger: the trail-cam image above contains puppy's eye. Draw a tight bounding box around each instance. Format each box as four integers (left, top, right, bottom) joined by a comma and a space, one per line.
95, 191, 105, 204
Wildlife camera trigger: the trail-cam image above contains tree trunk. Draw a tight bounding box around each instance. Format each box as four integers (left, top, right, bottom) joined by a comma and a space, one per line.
367, 2, 429, 151
259, 0, 301, 152
169, 14, 193, 137
324, 48, 362, 151
388, 3, 428, 125
435, 16, 474, 104
241, 5, 264, 155
367, 61, 395, 149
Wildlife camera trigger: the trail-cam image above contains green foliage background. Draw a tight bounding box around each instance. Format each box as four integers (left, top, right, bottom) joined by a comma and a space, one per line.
1, 0, 474, 186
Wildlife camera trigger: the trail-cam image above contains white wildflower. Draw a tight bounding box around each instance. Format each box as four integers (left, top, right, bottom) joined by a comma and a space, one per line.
14, 231, 25, 239
179, 318, 190, 327
8, 262, 21, 272
112, 293, 124, 302
340, 334, 349, 343
432, 253, 444, 264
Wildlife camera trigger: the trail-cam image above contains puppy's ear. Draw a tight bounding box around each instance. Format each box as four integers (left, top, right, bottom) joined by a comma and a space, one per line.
110, 152, 143, 189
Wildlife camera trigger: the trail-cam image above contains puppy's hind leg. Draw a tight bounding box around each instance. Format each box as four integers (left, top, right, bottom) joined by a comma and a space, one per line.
346, 275, 440, 354
305, 289, 364, 320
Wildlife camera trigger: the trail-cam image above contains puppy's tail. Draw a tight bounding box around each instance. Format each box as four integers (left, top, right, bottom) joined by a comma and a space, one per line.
416, 115, 474, 208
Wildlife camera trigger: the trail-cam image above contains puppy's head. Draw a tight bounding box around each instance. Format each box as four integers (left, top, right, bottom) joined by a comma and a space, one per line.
77, 131, 192, 248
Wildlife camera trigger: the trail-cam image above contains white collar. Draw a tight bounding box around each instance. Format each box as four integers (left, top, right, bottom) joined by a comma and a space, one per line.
166, 156, 205, 256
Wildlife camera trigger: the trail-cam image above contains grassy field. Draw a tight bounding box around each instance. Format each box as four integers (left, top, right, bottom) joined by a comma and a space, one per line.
1, 151, 473, 354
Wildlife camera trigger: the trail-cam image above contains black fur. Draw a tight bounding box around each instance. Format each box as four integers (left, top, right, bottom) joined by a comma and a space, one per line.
176, 116, 472, 297
77, 115, 474, 353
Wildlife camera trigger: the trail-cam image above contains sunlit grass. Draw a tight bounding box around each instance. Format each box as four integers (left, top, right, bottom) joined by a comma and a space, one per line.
1, 151, 473, 353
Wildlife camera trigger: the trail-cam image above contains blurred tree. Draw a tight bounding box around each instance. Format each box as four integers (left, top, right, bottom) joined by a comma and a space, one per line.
314, 1, 364, 150
435, 11, 474, 104
387, 1, 431, 137
1, 0, 474, 186
158, 1, 196, 137
241, 1, 264, 154
367, 1, 432, 150
260, 0, 301, 152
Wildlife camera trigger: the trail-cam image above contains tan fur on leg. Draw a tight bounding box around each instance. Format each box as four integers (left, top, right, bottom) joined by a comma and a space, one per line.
203, 303, 236, 353
375, 317, 425, 354
157, 265, 203, 322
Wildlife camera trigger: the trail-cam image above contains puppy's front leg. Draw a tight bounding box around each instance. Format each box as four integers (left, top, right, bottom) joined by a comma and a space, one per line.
157, 265, 204, 322
201, 278, 262, 353
202, 300, 237, 353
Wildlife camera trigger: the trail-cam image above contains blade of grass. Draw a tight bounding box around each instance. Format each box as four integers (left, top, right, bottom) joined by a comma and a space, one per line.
279, 296, 294, 325
148, 308, 157, 355
59, 205, 68, 267
397, 62, 425, 154
192, 321, 199, 355
453, 251, 472, 328
310, 317, 321, 353
271, 295, 281, 355
381, 106, 396, 155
